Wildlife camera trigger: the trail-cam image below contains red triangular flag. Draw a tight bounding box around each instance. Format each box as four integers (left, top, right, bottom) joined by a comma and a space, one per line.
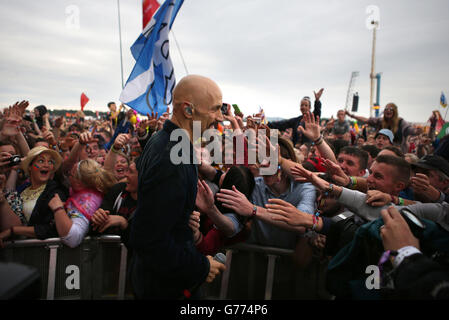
81, 92, 89, 111
143, 0, 160, 29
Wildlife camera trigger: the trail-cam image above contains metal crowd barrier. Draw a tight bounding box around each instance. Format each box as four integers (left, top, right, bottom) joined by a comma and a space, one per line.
0, 237, 330, 300
0, 236, 130, 300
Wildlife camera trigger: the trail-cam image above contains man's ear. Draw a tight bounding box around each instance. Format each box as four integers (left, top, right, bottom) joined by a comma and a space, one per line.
395, 181, 406, 194
183, 103, 193, 118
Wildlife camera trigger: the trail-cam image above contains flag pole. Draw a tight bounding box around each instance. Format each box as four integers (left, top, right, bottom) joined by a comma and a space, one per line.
117, 0, 125, 89
171, 30, 189, 75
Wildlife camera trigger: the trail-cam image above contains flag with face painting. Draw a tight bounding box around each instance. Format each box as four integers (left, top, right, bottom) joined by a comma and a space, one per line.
119, 0, 184, 116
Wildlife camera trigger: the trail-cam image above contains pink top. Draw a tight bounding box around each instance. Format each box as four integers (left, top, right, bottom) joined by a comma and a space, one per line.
65, 188, 103, 221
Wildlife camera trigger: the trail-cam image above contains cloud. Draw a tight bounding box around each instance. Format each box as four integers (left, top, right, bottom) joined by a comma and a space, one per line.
0, 0, 448, 122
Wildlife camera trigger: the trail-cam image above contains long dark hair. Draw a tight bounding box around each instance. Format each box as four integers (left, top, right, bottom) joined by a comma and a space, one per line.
215, 166, 255, 216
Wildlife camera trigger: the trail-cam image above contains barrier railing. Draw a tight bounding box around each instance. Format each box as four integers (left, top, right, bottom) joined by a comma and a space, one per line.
0, 236, 129, 300
0, 237, 330, 300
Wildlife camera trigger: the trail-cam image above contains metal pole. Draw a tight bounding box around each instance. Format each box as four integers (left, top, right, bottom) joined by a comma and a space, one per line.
171, 30, 189, 75
117, 0, 125, 89
369, 21, 378, 118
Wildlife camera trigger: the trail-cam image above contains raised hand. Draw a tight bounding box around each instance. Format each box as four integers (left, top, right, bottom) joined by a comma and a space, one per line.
113, 133, 131, 151
195, 180, 215, 214
314, 88, 324, 101
322, 158, 350, 186
297, 112, 321, 141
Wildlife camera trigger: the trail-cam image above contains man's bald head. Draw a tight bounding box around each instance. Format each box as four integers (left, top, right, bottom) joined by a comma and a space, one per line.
171, 74, 224, 135
173, 75, 222, 110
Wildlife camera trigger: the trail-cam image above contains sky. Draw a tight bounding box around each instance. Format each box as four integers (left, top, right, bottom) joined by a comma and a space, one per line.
0, 0, 448, 123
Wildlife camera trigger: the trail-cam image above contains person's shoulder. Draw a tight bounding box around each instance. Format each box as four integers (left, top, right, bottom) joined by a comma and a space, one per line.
110, 182, 127, 194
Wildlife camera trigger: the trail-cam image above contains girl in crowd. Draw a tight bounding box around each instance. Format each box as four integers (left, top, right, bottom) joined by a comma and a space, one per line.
346, 103, 421, 152
47, 159, 116, 248
191, 165, 255, 256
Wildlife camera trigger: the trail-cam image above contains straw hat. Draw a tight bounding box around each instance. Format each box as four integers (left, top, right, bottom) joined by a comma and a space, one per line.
21, 146, 62, 173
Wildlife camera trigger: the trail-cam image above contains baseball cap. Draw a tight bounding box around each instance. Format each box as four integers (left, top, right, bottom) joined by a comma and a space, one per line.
375, 129, 394, 144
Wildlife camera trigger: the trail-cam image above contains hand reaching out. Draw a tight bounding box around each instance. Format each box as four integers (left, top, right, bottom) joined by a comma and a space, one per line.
380, 206, 419, 251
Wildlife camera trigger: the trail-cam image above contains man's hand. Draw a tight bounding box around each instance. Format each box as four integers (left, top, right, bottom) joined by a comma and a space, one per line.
205, 255, 226, 283
216, 185, 253, 217
188, 211, 202, 243
79, 131, 98, 145
91, 208, 110, 230
380, 206, 419, 251
410, 173, 441, 202
266, 198, 309, 227
366, 190, 393, 207
113, 133, 131, 151
97, 215, 128, 233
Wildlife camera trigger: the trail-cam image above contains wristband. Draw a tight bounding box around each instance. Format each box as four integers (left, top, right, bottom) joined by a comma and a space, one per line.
312, 212, 320, 231
324, 183, 334, 196
251, 205, 257, 217
392, 246, 421, 268
398, 197, 404, 206
53, 206, 65, 213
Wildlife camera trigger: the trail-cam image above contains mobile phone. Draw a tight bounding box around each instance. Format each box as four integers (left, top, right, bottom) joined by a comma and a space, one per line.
221, 103, 229, 115
232, 104, 241, 115
7, 155, 21, 167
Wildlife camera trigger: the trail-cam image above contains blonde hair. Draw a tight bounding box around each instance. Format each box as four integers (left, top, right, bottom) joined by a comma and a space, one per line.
382, 103, 400, 135
75, 159, 117, 194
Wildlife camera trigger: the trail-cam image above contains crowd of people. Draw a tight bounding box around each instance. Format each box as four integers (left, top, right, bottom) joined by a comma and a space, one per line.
0, 76, 448, 299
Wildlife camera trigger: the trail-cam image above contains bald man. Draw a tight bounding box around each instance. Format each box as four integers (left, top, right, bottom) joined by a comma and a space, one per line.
129, 75, 225, 299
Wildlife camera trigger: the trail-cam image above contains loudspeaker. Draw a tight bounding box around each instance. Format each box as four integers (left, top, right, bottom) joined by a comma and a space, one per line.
0, 262, 41, 299
352, 93, 359, 112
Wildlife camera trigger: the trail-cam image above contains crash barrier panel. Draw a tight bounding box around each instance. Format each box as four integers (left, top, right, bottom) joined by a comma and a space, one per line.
0, 237, 331, 300
0, 236, 130, 300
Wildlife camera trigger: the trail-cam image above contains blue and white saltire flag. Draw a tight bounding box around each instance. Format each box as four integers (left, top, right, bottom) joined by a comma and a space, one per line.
119, 0, 184, 116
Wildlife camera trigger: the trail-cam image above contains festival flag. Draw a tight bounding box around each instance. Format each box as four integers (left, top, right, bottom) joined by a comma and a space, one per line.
441, 92, 447, 108
80, 92, 89, 111
119, 0, 184, 117
143, 0, 160, 29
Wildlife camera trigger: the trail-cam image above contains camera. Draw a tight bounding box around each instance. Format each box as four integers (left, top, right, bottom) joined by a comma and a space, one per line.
7, 155, 21, 167
221, 103, 229, 115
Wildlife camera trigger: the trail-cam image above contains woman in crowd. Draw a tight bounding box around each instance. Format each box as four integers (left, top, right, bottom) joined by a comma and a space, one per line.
0, 146, 68, 244
346, 103, 421, 152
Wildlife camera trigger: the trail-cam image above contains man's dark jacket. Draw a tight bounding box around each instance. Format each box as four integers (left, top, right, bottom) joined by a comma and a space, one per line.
129, 120, 209, 299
